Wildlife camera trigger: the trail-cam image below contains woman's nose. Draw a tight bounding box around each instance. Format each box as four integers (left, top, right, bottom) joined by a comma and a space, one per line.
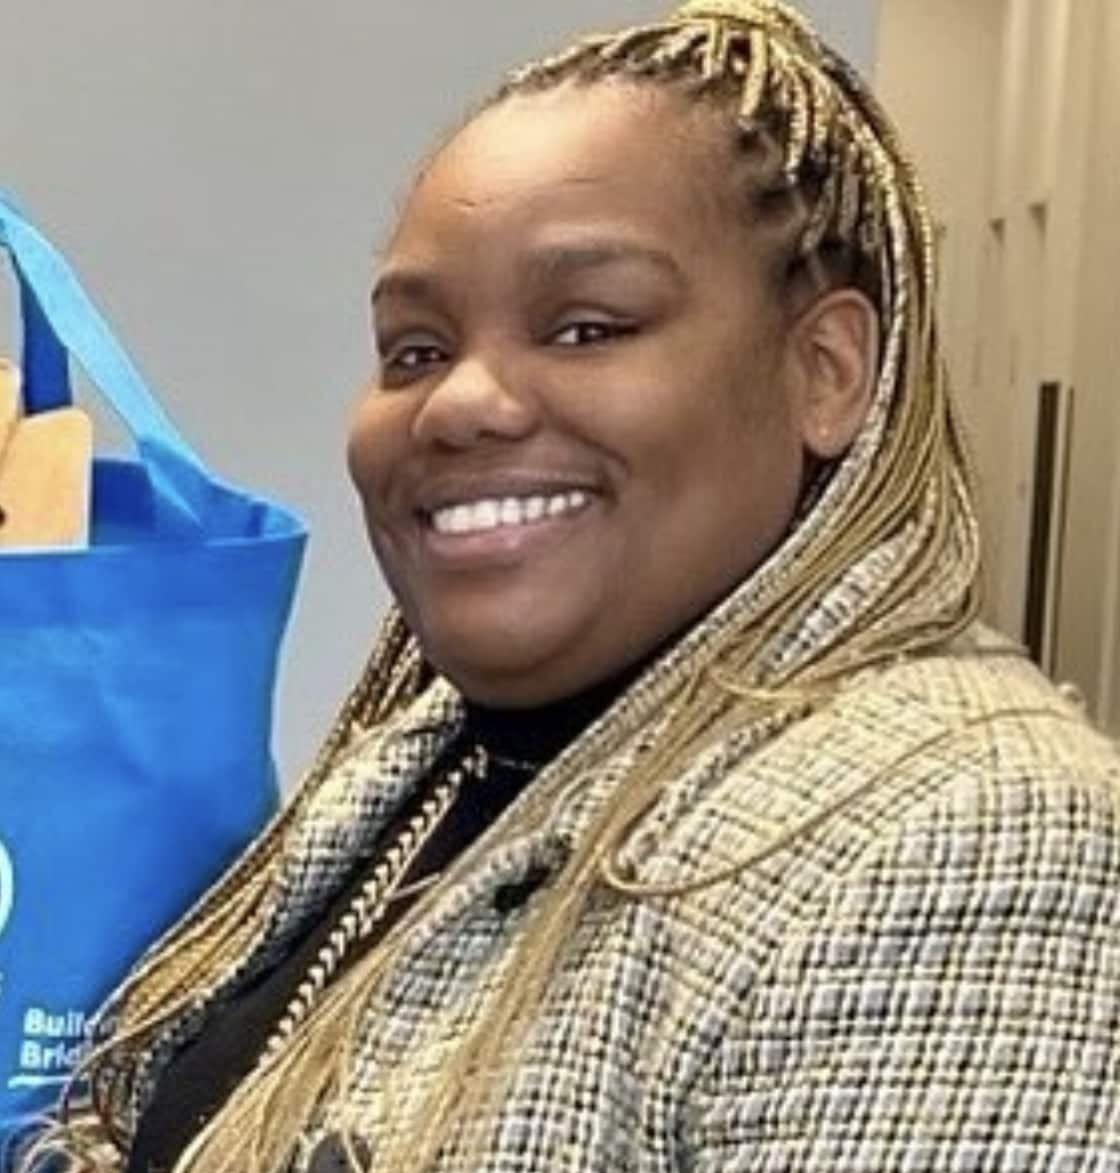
410, 353, 537, 450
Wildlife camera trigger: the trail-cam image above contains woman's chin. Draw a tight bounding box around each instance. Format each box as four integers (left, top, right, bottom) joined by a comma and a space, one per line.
418, 619, 602, 707
429, 646, 572, 707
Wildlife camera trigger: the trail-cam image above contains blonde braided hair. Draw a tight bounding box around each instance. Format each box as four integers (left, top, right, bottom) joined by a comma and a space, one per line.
27, 3, 981, 1171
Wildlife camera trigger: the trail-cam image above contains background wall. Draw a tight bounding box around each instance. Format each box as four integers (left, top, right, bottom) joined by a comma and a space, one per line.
1, 0, 878, 782
877, 0, 1120, 734
875, 0, 1006, 615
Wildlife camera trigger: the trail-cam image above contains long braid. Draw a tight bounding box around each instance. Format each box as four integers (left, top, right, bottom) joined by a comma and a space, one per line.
29, 4, 981, 1172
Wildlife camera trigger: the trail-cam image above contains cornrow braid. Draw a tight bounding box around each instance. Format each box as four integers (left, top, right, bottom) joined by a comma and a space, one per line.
34, 5, 982, 1173
500, 0, 904, 312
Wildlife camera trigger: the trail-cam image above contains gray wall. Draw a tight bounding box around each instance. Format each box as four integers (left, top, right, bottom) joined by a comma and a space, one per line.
1, 0, 878, 783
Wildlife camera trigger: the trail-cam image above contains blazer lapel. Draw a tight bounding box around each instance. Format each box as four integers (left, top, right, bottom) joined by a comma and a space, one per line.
253, 679, 464, 963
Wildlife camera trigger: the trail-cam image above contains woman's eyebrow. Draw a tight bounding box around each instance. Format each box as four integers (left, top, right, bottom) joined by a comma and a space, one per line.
371, 242, 685, 308
371, 269, 439, 308
523, 241, 685, 287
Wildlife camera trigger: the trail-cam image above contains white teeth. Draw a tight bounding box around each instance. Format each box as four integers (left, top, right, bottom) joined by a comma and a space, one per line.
430, 491, 590, 536
449, 504, 473, 535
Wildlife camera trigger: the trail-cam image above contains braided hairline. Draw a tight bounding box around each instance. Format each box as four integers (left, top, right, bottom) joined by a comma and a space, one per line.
496, 13, 896, 313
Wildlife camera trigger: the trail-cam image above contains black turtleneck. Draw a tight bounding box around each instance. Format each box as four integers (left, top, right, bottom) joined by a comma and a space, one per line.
126, 666, 641, 1173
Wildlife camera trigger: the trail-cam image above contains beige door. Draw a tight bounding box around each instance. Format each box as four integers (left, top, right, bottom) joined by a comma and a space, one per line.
876, 0, 1120, 733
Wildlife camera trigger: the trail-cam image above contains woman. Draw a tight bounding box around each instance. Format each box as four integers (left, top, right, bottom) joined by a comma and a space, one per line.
32, 1, 1120, 1170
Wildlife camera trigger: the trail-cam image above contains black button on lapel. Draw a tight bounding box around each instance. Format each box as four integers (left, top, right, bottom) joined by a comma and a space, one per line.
493, 864, 551, 914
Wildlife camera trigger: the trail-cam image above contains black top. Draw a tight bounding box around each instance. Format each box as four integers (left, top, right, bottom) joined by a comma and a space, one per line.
126, 671, 637, 1173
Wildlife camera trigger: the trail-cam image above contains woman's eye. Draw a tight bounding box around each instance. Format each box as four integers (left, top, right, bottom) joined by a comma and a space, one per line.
550, 320, 636, 348
379, 342, 448, 377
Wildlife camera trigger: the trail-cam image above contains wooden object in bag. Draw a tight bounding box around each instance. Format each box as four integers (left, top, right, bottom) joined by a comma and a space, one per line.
0, 360, 17, 454
0, 359, 93, 550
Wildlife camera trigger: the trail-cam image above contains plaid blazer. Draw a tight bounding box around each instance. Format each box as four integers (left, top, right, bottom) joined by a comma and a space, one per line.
126, 629, 1120, 1171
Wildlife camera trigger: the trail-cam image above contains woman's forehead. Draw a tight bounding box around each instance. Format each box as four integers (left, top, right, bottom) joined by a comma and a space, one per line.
387, 83, 737, 257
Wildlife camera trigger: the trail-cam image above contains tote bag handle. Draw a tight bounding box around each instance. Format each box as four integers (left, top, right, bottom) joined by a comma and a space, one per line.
0, 191, 206, 535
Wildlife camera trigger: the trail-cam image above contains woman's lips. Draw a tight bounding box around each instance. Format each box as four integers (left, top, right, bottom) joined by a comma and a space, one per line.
428, 489, 590, 535
416, 488, 596, 570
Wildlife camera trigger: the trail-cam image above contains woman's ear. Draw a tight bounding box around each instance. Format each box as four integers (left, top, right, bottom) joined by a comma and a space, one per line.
785, 288, 878, 460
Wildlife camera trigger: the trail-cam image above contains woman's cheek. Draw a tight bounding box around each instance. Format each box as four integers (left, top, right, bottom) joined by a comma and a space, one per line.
346, 393, 405, 498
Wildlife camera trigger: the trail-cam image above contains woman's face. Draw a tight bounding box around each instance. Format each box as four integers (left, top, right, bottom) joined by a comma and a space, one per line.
349, 83, 808, 706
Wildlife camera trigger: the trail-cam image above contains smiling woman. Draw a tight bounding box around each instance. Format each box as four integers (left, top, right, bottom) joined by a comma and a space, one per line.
352, 81, 864, 707
27, 2, 1120, 1172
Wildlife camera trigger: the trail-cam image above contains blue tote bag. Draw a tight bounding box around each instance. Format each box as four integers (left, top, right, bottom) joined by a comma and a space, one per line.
0, 193, 306, 1134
